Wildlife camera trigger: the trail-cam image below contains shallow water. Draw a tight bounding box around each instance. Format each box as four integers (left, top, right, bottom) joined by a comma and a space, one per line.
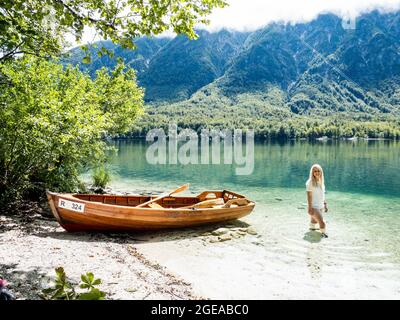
98, 139, 400, 298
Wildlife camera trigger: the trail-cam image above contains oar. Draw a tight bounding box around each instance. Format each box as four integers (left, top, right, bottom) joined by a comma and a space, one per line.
136, 184, 189, 208
181, 198, 224, 209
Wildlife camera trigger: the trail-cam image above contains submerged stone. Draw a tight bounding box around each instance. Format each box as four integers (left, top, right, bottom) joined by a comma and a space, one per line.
212, 228, 229, 236
209, 236, 219, 243
218, 234, 232, 241
246, 227, 258, 235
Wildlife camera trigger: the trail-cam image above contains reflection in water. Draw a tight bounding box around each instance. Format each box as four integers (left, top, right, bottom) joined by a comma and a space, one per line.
109, 139, 400, 197
303, 231, 323, 244
303, 231, 326, 281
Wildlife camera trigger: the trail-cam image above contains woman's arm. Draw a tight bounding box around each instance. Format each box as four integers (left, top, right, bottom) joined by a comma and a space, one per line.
307, 191, 313, 215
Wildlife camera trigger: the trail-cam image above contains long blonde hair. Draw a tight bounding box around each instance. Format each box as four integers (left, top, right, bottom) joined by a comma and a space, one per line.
307, 164, 325, 190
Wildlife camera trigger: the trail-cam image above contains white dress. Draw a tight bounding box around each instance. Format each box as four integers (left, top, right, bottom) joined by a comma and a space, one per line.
306, 180, 325, 210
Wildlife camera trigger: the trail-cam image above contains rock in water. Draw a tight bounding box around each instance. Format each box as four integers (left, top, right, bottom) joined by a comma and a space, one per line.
209, 236, 219, 243
211, 228, 229, 236
230, 232, 242, 239
246, 226, 258, 235
218, 234, 232, 242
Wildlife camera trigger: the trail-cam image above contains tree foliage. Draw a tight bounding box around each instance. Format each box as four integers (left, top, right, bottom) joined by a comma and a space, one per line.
0, 56, 143, 205
0, 0, 227, 61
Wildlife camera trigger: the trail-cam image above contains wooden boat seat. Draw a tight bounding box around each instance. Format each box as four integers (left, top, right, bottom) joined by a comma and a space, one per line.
73, 191, 249, 209
148, 203, 164, 209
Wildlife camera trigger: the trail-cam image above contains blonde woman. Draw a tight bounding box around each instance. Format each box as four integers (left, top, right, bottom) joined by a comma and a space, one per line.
306, 164, 328, 238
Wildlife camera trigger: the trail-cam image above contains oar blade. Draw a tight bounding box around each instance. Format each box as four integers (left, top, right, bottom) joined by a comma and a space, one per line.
171, 183, 190, 195
136, 183, 190, 208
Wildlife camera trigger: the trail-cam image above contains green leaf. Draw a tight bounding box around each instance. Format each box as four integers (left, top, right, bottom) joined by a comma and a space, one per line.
41, 288, 56, 295
55, 267, 66, 283
79, 283, 91, 289
78, 288, 106, 300
86, 272, 94, 283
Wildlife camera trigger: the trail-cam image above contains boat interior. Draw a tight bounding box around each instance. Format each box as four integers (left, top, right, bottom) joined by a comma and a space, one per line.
74, 190, 250, 209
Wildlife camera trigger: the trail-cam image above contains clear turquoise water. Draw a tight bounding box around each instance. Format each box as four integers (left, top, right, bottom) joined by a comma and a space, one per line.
108, 139, 400, 198
100, 139, 400, 297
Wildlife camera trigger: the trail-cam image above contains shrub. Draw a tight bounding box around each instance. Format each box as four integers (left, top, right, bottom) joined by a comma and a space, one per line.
41, 267, 106, 300
0, 57, 143, 206
92, 167, 111, 190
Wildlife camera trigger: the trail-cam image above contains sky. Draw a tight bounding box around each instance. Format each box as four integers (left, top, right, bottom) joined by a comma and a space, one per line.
70, 0, 400, 45
205, 0, 400, 32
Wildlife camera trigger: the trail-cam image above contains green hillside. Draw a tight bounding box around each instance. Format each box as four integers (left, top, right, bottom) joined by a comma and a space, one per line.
63, 11, 400, 139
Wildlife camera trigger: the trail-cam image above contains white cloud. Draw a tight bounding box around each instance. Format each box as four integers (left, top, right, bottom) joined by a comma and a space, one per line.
203, 0, 400, 32
67, 0, 400, 47
65, 26, 102, 49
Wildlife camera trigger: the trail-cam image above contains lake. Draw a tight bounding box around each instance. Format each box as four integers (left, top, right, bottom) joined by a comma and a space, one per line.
101, 139, 400, 298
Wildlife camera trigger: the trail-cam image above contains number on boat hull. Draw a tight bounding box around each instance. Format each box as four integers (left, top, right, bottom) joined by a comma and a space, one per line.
58, 199, 85, 213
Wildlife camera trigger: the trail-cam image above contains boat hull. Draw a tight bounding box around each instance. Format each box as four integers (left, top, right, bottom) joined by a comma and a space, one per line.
46, 191, 255, 232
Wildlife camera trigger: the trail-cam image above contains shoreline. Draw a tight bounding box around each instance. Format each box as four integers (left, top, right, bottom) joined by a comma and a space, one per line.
2, 189, 400, 300
111, 136, 398, 142
0, 202, 260, 300
0, 204, 257, 300
0, 211, 201, 300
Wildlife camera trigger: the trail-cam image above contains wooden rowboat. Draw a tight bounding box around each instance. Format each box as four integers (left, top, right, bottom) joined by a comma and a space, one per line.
46, 190, 255, 232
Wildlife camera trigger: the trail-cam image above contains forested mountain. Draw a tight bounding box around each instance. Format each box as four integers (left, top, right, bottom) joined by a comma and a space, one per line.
63, 10, 400, 139
139, 29, 249, 101
65, 37, 170, 78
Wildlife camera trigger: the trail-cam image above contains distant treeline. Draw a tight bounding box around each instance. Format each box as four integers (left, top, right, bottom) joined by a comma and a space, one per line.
118, 102, 400, 140
121, 116, 400, 140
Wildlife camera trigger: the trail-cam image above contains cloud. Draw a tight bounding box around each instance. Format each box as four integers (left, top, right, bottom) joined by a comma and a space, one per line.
68, 0, 400, 46
203, 0, 400, 32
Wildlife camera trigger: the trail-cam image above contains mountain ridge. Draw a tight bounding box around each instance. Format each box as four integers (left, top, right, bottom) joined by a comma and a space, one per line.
63, 10, 400, 138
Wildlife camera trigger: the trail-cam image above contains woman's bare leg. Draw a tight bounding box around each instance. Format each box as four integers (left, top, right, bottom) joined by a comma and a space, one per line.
310, 217, 318, 224
309, 216, 318, 230
311, 209, 326, 234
